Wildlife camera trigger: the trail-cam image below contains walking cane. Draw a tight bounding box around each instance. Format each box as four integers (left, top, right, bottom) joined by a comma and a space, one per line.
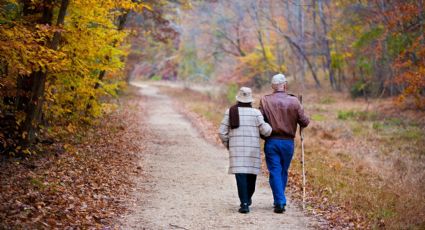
299, 95, 306, 210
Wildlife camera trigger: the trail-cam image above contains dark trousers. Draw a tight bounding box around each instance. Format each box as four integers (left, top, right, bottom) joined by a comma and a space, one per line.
235, 173, 257, 205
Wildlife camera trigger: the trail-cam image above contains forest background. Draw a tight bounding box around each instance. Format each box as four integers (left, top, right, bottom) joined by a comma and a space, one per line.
0, 0, 424, 229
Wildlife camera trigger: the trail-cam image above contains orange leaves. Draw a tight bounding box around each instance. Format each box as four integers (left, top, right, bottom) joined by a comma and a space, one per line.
395, 70, 425, 108
344, 0, 425, 107
389, 15, 425, 108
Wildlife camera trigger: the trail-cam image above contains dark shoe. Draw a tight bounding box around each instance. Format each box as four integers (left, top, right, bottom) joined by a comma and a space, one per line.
240, 199, 252, 207
274, 204, 286, 213
239, 203, 250, 214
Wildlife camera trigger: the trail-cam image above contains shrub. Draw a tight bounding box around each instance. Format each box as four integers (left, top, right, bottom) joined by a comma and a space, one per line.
226, 84, 239, 104
350, 80, 370, 98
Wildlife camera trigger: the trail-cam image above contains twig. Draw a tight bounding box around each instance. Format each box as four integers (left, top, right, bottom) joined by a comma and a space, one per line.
169, 223, 189, 230
299, 95, 306, 210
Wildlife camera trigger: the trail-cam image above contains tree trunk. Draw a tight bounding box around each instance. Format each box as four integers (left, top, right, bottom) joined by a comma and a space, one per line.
318, 0, 336, 89
21, 0, 69, 146
297, 0, 306, 90
284, 35, 321, 88
98, 10, 129, 85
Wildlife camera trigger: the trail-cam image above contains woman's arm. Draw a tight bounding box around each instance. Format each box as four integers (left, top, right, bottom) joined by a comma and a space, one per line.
256, 111, 272, 137
218, 109, 230, 148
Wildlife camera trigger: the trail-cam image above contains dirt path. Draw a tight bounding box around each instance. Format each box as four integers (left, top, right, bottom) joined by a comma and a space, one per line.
119, 83, 317, 229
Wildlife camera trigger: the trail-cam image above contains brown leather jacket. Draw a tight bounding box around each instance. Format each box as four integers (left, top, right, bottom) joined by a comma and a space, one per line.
259, 91, 310, 140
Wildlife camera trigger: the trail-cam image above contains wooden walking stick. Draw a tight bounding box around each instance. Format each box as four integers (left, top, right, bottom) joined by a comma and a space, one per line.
299, 95, 306, 210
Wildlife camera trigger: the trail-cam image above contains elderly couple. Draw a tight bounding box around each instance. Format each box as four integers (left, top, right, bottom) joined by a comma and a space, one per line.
218, 74, 310, 214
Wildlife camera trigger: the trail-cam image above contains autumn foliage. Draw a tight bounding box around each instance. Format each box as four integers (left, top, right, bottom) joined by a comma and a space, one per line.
340, 0, 425, 108
0, 0, 151, 154
174, 1, 424, 109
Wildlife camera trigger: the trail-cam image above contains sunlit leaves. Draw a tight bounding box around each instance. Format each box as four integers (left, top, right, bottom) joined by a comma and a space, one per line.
236, 45, 285, 84
0, 0, 154, 154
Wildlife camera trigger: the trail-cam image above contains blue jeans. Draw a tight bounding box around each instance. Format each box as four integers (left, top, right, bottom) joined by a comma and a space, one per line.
264, 139, 295, 206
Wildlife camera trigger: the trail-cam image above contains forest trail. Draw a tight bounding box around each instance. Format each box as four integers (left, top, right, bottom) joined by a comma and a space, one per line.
119, 83, 317, 229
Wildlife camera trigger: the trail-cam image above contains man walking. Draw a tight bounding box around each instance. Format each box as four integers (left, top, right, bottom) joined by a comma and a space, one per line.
259, 74, 310, 213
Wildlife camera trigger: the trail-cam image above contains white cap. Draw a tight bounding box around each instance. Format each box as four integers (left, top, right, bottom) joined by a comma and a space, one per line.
235, 87, 254, 103
271, 74, 287, 84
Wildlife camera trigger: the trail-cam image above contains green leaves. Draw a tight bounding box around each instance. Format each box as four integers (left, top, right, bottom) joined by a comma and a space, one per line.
386, 33, 410, 58
0, 1, 21, 23
353, 26, 384, 49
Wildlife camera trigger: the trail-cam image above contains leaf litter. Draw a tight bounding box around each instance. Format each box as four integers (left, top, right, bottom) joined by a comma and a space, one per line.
0, 90, 148, 229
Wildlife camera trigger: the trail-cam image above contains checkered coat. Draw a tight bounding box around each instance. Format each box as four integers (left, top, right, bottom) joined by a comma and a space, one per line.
218, 107, 272, 174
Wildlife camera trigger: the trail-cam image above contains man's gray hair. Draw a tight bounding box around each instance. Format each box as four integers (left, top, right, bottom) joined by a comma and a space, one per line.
271, 74, 287, 85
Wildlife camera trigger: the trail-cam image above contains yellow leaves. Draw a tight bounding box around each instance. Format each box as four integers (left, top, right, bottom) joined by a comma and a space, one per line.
131, 2, 153, 12
101, 103, 118, 115
279, 64, 287, 73
237, 45, 283, 82
0, 23, 66, 75
329, 161, 343, 171
22, 149, 32, 155
1, 0, 133, 130
63, 143, 75, 154
66, 124, 76, 133
38, 0, 131, 123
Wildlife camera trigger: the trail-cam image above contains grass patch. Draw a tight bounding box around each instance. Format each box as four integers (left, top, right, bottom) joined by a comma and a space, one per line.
337, 110, 378, 121
372, 120, 423, 143
337, 110, 356, 120
311, 114, 326, 121
399, 127, 423, 141
385, 117, 403, 126
372, 122, 384, 130
150, 75, 162, 81
319, 96, 336, 104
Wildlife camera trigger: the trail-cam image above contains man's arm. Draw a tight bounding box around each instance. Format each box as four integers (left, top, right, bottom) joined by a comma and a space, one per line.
297, 103, 310, 128
259, 97, 269, 123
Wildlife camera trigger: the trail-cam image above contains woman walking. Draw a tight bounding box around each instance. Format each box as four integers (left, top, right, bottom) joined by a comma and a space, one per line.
218, 87, 272, 213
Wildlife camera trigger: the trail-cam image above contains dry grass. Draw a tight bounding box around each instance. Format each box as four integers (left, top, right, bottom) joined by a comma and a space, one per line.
160, 82, 425, 229
295, 89, 425, 229
159, 86, 228, 127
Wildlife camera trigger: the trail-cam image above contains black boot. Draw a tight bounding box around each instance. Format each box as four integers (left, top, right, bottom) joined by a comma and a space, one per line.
239, 203, 250, 213
274, 204, 286, 213
242, 199, 252, 207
